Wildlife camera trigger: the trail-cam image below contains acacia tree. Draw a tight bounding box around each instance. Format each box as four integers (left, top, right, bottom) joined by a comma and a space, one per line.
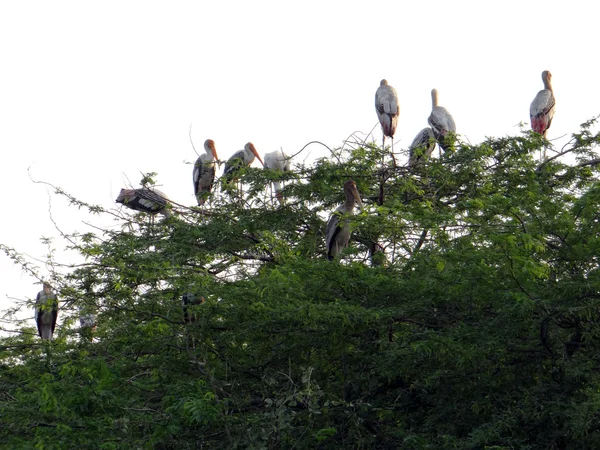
2, 121, 600, 449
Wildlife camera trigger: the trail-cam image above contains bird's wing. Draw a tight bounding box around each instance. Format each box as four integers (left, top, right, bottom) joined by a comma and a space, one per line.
325, 208, 343, 260
530, 90, 555, 118
428, 107, 456, 136
375, 86, 399, 116
223, 151, 246, 178
409, 128, 436, 165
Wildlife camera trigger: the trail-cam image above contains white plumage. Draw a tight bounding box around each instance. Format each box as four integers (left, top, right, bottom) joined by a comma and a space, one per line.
193, 139, 219, 205
264, 149, 291, 203
375, 79, 399, 150
325, 180, 363, 261
428, 88, 456, 151
530, 70, 555, 138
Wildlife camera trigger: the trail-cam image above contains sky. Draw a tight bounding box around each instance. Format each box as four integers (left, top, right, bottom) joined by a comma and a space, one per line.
1, 1, 599, 327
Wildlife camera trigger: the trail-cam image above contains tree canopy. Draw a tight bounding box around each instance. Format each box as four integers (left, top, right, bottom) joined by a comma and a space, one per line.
3, 122, 600, 449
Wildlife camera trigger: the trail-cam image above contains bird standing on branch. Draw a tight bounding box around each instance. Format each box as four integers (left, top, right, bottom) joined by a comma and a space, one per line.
325, 180, 363, 261
530, 70, 555, 138
35, 282, 58, 340
264, 149, 291, 204
428, 88, 456, 152
193, 139, 219, 206
375, 79, 399, 153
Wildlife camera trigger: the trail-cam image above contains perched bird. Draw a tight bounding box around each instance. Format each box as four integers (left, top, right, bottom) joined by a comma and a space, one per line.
428, 88, 456, 151
408, 127, 436, 169
264, 149, 291, 204
193, 139, 219, 206
78, 306, 96, 329
116, 188, 171, 217
530, 70, 555, 138
182, 292, 205, 323
35, 282, 58, 340
375, 79, 400, 151
325, 180, 363, 261
223, 142, 265, 186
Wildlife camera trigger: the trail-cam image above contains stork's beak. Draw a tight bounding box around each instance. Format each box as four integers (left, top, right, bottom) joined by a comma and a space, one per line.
253, 149, 264, 167
352, 186, 363, 208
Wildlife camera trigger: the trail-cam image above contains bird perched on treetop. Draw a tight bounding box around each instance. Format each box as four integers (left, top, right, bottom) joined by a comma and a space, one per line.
223, 142, 264, 187
193, 139, 219, 206
116, 187, 171, 218
35, 282, 58, 340
325, 180, 363, 261
530, 70, 555, 138
428, 88, 456, 152
264, 149, 291, 204
375, 79, 399, 151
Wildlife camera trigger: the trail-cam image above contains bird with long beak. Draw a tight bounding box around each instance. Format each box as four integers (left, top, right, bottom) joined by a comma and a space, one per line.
223, 142, 264, 194
193, 139, 219, 206
35, 282, 58, 340
325, 180, 363, 260
530, 70, 555, 138
428, 88, 456, 152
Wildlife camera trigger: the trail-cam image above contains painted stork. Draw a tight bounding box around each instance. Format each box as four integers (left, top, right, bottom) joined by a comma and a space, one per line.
182, 292, 205, 323
530, 70, 555, 138
264, 149, 291, 204
375, 79, 399, 152
35, 282, 58, 340
193, 139, 219, 206
428, 88, 456, 152
223, 142, 264, 184
116, 187, 171, 217
408, 127, 436, 169
325, 180, 363, 261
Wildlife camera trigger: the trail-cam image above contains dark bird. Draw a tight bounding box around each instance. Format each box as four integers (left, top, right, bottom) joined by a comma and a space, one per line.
193, 139, 219, 206
223, 142, 264, 185
428, 88, 456, 151
264, 149, 291, 204
530, 70, 555, 138
375, 79, 399, 152
325, 180, 363, 260
408, 127, 436, 169
35, 282, 58, 340
116, 188, 171, 217
182, 292, 206, 323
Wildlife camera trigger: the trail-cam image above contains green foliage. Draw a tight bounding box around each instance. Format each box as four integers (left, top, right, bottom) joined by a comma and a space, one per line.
3, 122, 600, 448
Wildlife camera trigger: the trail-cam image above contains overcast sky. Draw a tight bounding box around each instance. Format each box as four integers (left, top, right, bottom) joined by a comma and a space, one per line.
1, 1, 599, 325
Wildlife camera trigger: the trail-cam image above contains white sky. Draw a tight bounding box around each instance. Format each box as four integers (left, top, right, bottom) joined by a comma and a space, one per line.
1, 1, 599, 322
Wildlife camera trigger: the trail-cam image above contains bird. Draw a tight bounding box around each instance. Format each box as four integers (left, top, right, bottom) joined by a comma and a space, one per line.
325, 180, 363, 261
264, 149, 291, 204
78, 306, 96, 329
223, 142, 264, 183
182, 292, 205, 323
530, 70, 555, 138
375, 79, 400, 152
34, 282, 58, 340
115, 187, 171, 217
408, 127, 436, 169
428, 88, 456, 152
193, 139, 219, 206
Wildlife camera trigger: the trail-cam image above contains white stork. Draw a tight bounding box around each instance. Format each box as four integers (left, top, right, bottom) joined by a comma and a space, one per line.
193, 139, 219, 206
530, 70, 555, 138
408, 127, 436, 169
428, 88, 456, 152
264, 149, 291, 204
182, 292, 206, 323
223, 142, 264, 189
35, 282, 58, 340
115, 187, 172, 218
325, 180, 363, 261
375, 79, 399, 152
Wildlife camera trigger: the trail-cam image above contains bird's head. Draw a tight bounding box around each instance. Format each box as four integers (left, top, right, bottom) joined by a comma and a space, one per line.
246, 142, 264, 166
542, 70, 552, 87
204, 139, 219, 163
380, 79, 388, 86
345, 180, 363, 208
431, 88, 439, 107
42, 282, 52, 295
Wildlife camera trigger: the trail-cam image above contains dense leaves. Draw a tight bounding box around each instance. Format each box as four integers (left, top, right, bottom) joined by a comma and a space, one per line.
3, 122, 600, 448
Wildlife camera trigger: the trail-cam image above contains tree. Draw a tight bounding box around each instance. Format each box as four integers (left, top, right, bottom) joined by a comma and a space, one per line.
2, 121, 600, 449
